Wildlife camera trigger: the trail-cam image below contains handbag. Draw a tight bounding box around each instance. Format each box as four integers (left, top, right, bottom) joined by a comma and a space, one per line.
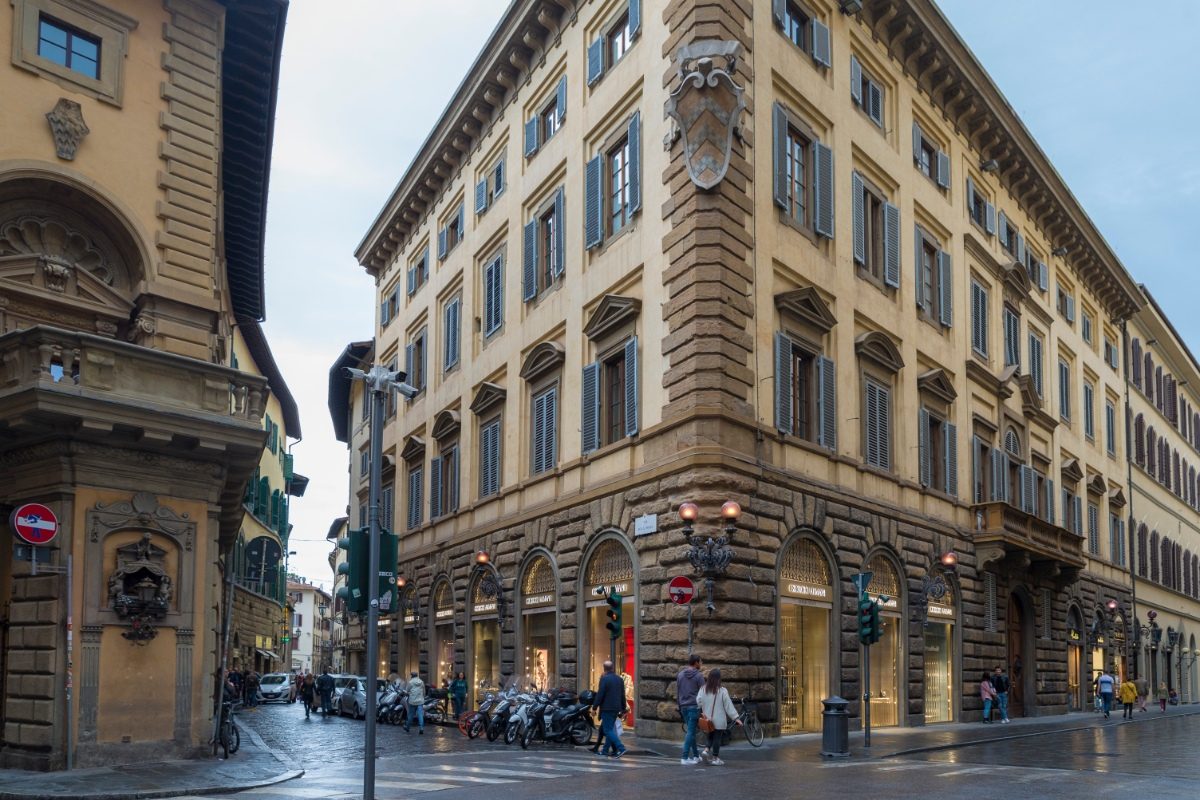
697, 691, 717, 734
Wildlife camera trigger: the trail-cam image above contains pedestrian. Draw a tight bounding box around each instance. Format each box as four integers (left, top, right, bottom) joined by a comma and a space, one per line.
1157, 681, 1168, 712
696, 669, 741, 766
1092, 672, 1102, 712
450, 671, 468, 720
404, 671, 426, 734
991, 666, 1011, 724
676, 654, 705, 765
228, 666, 244, 701
299, 673, 316, 719
1096, 668, 1115, 719
315, 667, 335, 715
246, 670, 260, 707
980, 672, 997, 723
592, 660, 626, 758
1135, 674, 1149, 712
1118, 675, 1137, 719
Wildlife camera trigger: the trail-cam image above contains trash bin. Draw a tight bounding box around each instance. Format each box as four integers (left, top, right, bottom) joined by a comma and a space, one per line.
820, 695, 850, 757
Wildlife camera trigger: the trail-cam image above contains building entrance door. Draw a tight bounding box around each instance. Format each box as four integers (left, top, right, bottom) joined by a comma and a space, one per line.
1006, 594, 1027, 717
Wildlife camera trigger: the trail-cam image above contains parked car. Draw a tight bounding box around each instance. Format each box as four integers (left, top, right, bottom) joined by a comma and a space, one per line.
258, 673, 291, 703
336, 677, 386, 720
331, 674, 357, 702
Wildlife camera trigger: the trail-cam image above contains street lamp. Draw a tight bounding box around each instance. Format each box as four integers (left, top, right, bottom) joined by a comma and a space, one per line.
912, 552, 957, 626
678, 500, 740, 614
471, 551, 508, 621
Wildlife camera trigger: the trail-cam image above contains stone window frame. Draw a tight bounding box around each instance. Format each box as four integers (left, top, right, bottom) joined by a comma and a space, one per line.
11, 0, 137, 106
776, 106, 818, 244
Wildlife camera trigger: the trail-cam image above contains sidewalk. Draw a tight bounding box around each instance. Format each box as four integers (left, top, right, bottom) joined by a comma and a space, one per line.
0, 713, 302, 800
634, 703, 1200, 762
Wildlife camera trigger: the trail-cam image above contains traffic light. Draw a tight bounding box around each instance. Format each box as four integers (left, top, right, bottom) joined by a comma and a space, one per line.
376, 530, 399, 612
857, 592, 874, 644
335, 529, 368, 614
605, 590, 623, 640
868, 600, 884, 645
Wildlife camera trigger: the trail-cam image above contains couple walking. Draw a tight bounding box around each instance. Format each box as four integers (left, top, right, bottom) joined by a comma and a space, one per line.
677, 654, 741, 766
979, 665, 1012, 723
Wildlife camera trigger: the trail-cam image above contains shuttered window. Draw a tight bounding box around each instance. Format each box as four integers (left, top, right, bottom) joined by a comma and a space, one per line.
406, 464, 424, 531
404, 327, 427, 394
774, 333, 836, 449
525, 76, 566, 158
852, 172, 899, 288
966, 176, 995, 235
408, 248, 429, 296
478, 417, 502, 498
772, 103, 833, 239
483, 255, 503, 336
1109, 514, 1125, 566
1083, 381, 1095, 439
587, 1, 640, 87
582, 337, 639, 455
864, 378, 891, 470
970, 281, 988, 356
443, 296, 461, 372
918, 408, 958, 496
912, 122, 951, 189
585, 113, 641, 251
1003, 308, 1020, 369
915, 229, 952, 327
1087, 502, 1100, 555
526, 189, 565, 300
850, 55, 884, 128
531, 385, 558, 475
431, 446, 459, 519
773, 0, 829, 67
1029, 333, 1044, 397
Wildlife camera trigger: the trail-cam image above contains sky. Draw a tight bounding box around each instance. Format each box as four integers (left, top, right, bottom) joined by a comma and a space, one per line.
265, 1, 1200, 590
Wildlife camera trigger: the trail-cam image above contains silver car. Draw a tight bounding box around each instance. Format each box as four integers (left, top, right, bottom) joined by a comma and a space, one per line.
336, 677, 386, 720
258, 673, 291, 703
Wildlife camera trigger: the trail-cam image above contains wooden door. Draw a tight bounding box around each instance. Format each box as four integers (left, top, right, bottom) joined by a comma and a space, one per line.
1006, 595, 1025, 717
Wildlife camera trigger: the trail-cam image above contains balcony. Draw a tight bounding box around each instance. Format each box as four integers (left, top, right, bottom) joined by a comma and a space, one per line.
970, 501, 1085, 581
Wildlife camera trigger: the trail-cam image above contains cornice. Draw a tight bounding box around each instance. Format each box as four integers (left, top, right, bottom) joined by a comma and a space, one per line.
862, 0, 1144, 322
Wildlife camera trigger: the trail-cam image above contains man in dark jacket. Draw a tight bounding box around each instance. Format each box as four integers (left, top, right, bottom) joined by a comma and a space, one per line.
315, 668, 335, 715
592, 660, 626, 758
676, 654, 704, 764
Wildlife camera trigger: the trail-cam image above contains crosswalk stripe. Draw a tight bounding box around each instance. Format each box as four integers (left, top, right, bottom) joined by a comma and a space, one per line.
377, 771, 518, 784
937, 767, 997, 776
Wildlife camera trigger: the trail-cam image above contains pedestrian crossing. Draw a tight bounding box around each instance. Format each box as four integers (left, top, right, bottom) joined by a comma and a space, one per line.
173, 750, 664, 799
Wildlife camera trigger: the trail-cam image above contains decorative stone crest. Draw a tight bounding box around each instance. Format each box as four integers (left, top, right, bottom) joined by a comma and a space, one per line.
665, 41, 746, 190
0, 216, 113, 285
90, 491, 194, 551
46, 98, 90, 161
108, 532, 173, 643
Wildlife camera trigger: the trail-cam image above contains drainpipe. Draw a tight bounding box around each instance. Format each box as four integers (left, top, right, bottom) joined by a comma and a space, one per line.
1122, 320, 1140, 679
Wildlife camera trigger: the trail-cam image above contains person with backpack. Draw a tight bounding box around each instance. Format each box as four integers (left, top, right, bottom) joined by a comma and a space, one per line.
991, 666, 1011, 724
696, 669, 741, 765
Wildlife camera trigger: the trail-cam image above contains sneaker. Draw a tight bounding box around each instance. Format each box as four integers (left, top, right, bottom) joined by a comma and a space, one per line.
1001, 719, 1009, 724
613, 750, 626, 759
680, 758, 691, 765
711, 757, 724, 766
419, 728, 424, 735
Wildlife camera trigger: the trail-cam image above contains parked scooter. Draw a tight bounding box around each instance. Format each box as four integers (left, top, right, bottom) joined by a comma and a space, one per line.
521, 689, 594, 749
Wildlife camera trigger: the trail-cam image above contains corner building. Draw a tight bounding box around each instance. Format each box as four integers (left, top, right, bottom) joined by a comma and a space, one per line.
355, 0, 1143, 735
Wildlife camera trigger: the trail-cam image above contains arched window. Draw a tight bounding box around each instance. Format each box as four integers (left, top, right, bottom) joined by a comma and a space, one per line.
1150, 530, 1160, 583
1135, 414, 1146, 466
1004, 428, 1021, 457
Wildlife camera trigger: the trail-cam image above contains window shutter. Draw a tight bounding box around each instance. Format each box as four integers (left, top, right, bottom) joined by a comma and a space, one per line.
913, 226, 924, 309
450, 299, 460, 366
1073, 496, 1083, 536
407, 265, 416, 295
1045, 479, 1055, 525
850, 55, 862, 107
443, 301, 453, 370
851, 172, 865, 265
585, 154, 603, 249
1066, 295, 1076, 323
524, 117, 539, 157
998, 210, 1009, 250
1088, 503, 1099, 554
811, 19, 831, 67
494, 161, 505, 197
437, 228, 448, 261
938, 250, 953, 327
448, 448, 460, 512
772, 0, 785, 28
972, 437, 982, 503
381, 298, 390, 327
629, 0, 641, 38
989, 448, 1005, 502
587, 37, 604, 86
624, 336, 639, 438
628, 111, 642, 215
817, 356, 837, 450
772, 103, 789, 209
865, 384, 878, 466
1015, 233, 1026, 265
522, 219, 538, 301
813, 142, 834, 238
532, 393, 546, 473
546, 387, 558, 470
1022, 466, 1037, 514
774, 333, 793, 435
552, 188, 565, 278
422, 247, 430, 281
556, 75, 567, 121
985, 201, 996, 235
944, 422, 958, 497
966, 176, 976, 217
911, 122, 922, 163
1037, 261, 1048, 291
883, 201, 900, 288
936, 151, 951, 189
581, 362, 601, 454
868, 83, 883, 126
404, 343, 414, 386
419, 333, 427, 390
430, 457, 442, 519
918, 408, 931, 487
878, 386, 891, 470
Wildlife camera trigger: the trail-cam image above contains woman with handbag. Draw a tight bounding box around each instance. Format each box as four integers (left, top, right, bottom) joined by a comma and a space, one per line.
696, 669, 740, 765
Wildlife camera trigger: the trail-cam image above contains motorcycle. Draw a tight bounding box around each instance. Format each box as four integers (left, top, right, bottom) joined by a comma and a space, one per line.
521, 689, 594, 750
505, 690, 542, 745
485, 685, 521, 741
376, 681, 404, 724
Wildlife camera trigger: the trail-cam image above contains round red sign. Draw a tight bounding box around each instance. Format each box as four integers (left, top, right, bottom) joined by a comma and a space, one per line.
668, 575, 695, 605
10, 503, 58, 546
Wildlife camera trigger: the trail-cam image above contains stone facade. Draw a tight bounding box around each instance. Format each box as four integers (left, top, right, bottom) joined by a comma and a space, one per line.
230, 586, 286, 676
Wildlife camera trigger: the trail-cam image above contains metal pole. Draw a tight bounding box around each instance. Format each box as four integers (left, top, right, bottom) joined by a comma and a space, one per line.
687, 603, 693, 657
65, 554, 73, 770
362, 370, 386, 800
862, 641, 871, 748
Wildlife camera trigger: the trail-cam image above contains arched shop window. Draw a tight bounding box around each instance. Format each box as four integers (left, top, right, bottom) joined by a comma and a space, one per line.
778, 535, 834, 733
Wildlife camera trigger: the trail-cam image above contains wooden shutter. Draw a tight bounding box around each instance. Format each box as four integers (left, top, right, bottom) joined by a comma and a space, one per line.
1073, 495, 1083, 536
850, 55, 862, 106
851, 172, 865, 264
937, 249, 953, 327
524, 117, 539, 157
404, 343, 413, 386
1044, 479, 1055, 524
772, 103, 789, 209
552, 188, 565, 278
494, 161, 505, 197
911, 122, 921, 163
877, 385, 891, 470
437, 228, 448, 261
422, 247, 430, 281
966, 176, 976, 217
811, 19, 831, 67
944, 422, 958, 496
628, 111, 642, 215
772, 0, 785, 28
817, 356, 837, 450
985, 201, 996, 235
774, 332, 793, 435
918, 408, 931, 487
624, 336, 639, 437
1015, 233, 1027, 266
545, 387, 558, 470
448, 448, 460, 512
998, 210, 1009, 250
867, 82, 883, 126
914, 225, 925, 309
936, 150, 951, 189
407, 264, 416, 295
972, 436, 983, 503
381, 297, 390, 327
522, 219, 538, 301
1020, 465, 1036, 514
989, 448, 1006, 502
556, 75, 567, 122
1088, 503, 1099, 554
883, 201, 900, 287
419, 331, 427, 390
587, 37, 604, 86
585, 154, 603, 249
532, 393, 546, 473
628, 0, 641, 38
581, 362, 601, 455
813, 142, 834, 238
429, 457, 442, 519
1037, 261, 1048, 291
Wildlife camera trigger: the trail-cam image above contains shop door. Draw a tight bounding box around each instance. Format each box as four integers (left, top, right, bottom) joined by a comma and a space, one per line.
1006, 595, 1026, 717
1067, 644, 1083, 711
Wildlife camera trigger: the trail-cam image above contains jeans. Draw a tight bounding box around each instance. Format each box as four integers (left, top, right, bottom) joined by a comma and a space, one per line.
599, 711, 624, 756
681, 705, 700, 759
406, 702, 424, 730
706, 729, 724, 758
319, 692, 333, 714
996, 692, 1009, 721
1100, 692, 1113, 716
982, 698, 993, 720
452, 694, 465, 719
1123, 702, 1134, 718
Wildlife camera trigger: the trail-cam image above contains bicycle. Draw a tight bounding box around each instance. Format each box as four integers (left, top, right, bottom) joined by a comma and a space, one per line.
218, 700, 241, 758
734, 696, 764, 747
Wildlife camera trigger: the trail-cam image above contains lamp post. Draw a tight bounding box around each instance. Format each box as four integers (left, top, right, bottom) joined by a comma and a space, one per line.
678, 500, 740, 614
471, 550, 508, 621
912, 552, 957, 626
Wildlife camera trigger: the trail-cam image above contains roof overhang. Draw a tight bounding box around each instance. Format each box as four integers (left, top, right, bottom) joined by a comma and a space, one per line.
327, 340, 373, 443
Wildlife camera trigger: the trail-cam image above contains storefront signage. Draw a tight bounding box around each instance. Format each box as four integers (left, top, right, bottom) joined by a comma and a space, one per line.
403, 612, 416, 625
472, 601, 497, 615
781, 582, 830, 600
435, 608, 454, 621
928, 603, 953, 618
588, 582, 630, 598
523, 593, 555, 609
1068, 628, 1081, 642
634, 514, 658, 536
878, 596, 899, 610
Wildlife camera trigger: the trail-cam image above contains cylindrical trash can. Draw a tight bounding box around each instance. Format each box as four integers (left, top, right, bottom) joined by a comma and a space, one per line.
820, 695, 850, 757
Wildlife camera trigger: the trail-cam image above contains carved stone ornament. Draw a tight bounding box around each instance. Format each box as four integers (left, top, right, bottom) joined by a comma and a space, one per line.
46, 98, 90, 161
108, 532, 172, 644
665, 41, 746, 190
90, 491, 194, 551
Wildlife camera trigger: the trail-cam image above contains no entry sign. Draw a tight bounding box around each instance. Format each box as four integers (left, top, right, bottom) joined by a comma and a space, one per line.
668, 575, 695, 605
10, 503, 58, 546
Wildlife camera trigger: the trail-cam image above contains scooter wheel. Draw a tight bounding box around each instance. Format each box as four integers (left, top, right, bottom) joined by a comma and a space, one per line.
504, 721, 521, 745
521, 724, 535, 750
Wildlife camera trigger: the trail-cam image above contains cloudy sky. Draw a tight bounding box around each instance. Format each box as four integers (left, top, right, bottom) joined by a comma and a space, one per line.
266, 1, 1200, 588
